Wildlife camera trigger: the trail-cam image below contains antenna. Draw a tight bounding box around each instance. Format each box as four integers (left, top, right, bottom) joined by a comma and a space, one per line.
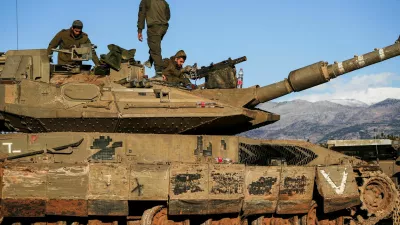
16, 0, 19, 50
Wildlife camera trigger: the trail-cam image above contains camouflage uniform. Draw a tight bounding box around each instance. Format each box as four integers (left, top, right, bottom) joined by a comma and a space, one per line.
47, 26, 100, 66
162, 50, 191, 86
137, 0, 170, 74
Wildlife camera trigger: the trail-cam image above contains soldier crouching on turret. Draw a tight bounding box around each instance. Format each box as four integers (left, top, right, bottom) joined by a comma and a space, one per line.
161, 50, 197, 89
47, 20, 101, 66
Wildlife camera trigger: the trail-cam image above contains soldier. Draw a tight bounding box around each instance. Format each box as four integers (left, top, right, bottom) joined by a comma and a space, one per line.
47, 20, 101, 66
162, 50, 196, 89
137, 0, 170, 78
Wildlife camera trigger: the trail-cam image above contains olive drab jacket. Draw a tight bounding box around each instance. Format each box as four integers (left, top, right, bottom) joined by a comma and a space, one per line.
162, 57, 191, 85
137, 0, 170, 33
47, 29, 101, 66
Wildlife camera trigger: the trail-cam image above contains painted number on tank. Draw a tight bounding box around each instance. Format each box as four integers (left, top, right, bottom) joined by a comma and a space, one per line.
2, 143, 22, 154
319, 167, 347, 195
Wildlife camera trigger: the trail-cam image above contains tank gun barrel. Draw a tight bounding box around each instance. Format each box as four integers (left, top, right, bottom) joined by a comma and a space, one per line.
249, 41, 400, 107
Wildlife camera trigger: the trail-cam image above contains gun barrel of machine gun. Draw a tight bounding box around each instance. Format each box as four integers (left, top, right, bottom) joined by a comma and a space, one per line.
191, 56, 247, 79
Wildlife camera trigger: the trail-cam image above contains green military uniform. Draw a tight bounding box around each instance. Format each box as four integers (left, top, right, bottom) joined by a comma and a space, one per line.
137, 0, 170, 74
162, 50, 191, 86
47, 28, 100, 66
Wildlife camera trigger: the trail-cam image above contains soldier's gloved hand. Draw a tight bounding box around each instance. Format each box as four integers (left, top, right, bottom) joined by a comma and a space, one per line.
48, 55, 53, 63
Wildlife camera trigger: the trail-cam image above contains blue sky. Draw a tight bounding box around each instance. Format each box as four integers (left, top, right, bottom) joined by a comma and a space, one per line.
1, 0, 399, 104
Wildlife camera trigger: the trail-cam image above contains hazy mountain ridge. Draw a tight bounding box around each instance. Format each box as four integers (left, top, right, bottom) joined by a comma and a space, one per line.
242, 98, 400, 143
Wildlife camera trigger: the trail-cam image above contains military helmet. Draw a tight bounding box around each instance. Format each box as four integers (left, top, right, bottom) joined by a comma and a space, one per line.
175, 50, 186, 60
72, 20, 83, 29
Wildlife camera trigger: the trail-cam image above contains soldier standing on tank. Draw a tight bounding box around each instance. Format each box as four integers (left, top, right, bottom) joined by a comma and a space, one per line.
47, 20, 101, 66
137, 0, 170, 78
162, 50, 196, 89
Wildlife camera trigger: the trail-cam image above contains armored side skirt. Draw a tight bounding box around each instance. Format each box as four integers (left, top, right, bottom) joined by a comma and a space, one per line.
0, 163, 360, 217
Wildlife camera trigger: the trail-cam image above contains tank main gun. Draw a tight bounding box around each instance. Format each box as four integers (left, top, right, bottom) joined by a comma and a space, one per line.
247, 41, 400, 107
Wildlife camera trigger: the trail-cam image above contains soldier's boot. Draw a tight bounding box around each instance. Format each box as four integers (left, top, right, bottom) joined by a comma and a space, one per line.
151, 71, 163, 80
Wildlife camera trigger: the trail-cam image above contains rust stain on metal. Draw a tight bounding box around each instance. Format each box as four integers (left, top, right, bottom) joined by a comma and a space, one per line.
47, 164, 89, 199
153, 208, 192, 225
1, 199, 46, 217
2, 164, 48, 198
277, 201, 311, 214
205, 218, 241, 225
46, 199, 88, 216
88, 220, 119, 225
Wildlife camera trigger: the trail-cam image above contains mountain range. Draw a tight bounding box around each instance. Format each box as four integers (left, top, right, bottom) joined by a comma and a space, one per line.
241, 98, 400, 143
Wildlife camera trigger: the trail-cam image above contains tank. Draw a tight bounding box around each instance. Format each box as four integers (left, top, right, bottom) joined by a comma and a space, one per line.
0, 39, 399, 225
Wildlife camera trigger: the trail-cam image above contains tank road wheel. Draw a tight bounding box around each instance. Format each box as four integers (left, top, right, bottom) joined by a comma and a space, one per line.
359, 172, 398, 216
141, 205, 163, 225
318, 217, 344, 225
200, 218, 242, 225
300, 201, 318, 225
356, 171, 399, 225
141, 206, 189, 225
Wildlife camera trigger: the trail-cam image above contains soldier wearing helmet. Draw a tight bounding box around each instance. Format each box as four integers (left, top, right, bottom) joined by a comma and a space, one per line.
161, 50, 195, 88
47, 20, 101, 66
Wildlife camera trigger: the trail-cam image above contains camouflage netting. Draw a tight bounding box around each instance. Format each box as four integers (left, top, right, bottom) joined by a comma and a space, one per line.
205, 66, 237, 89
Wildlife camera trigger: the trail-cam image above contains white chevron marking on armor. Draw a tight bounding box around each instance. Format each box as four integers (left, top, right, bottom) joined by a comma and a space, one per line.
320, 168, 348, 195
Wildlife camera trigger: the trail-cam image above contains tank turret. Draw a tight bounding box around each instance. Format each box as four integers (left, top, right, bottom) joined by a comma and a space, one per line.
0, 41, 399, 135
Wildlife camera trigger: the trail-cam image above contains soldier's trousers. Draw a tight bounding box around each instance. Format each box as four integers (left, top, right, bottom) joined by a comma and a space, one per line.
147, 24, 168, 73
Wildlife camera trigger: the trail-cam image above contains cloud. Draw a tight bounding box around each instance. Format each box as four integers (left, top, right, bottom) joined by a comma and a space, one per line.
285, 73, 400, 104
